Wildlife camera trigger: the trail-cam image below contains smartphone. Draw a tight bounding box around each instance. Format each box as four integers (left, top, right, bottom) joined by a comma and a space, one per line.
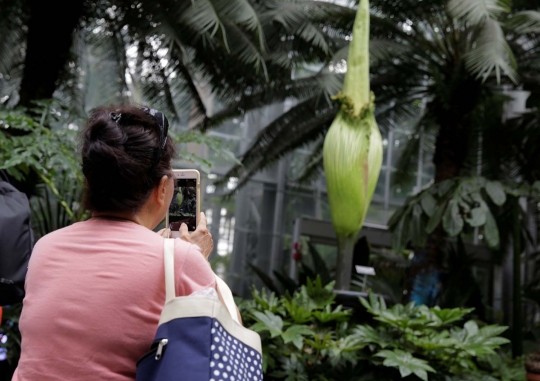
166, 169, 200, 238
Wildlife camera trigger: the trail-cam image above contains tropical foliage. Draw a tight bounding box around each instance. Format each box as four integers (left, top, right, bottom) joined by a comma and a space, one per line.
239, 279, 523, 381
388, 177, 540, 252
0, 0, 273, 115
193, 2, 540, 345
198, 0, 540, 185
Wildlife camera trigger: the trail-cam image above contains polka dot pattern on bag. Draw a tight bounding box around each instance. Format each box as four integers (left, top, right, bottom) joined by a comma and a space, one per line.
209, 320, 263, 381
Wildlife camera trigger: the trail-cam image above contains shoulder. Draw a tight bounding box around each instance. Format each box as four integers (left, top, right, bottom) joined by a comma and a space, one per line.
32, 222, 82, 250
34, 220, 162, 251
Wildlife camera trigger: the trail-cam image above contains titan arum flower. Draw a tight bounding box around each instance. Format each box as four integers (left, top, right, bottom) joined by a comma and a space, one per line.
323, 0, 383, 290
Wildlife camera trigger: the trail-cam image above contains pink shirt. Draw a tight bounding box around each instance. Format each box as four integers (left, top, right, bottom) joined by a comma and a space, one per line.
12, 219, 216, 381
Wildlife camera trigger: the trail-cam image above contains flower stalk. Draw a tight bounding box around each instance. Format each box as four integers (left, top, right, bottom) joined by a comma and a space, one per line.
323, 0, 383, 290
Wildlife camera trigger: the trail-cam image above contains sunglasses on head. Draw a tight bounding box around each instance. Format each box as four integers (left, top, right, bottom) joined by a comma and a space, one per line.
139, 107, 169, 150
110, 107, 170, 167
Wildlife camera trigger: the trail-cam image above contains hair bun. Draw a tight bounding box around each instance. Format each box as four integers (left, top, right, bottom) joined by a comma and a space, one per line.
81, 105, 176, 213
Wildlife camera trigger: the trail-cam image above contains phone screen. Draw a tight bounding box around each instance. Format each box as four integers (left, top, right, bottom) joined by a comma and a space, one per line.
168, 178, 197, 232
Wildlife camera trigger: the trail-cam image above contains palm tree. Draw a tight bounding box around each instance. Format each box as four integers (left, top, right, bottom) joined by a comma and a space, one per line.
0, 0, 284, 199
0, 0, 272, 118
197, 0, 540, 302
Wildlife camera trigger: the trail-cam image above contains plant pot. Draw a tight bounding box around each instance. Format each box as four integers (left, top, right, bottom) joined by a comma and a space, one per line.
527, 372, 540, 381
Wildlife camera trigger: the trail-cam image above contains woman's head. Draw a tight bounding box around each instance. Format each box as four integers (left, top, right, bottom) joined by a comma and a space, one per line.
81, 105, 176, 216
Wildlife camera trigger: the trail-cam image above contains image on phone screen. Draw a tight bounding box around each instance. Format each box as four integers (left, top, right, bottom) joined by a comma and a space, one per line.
169, 179, 197, 232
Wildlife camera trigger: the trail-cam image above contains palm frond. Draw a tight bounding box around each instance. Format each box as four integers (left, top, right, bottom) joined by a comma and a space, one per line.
263, 0, 355, 56
214, 0, 266, 51
150, 18, 210, 122
169, 55, 208, 125
448, 0, 510, 25
371, 0, 445, 20
144, 48, 180, 121
369, 39, 412, 63
223, 22, 268, 77
507, 10, 540, 33
181, 0, 266, 74
265, 1, 355, 31
293, 137, 324, 185
82, 28, 131, 108
182, 0, 228, 43
295, 21, 332, 55
196, 70, 341, 131
464, 18, 517, 83
217, 97, 338, 188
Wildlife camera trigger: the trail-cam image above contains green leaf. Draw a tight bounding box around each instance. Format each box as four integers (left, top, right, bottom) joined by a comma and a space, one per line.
388, 205, 407, 229
313, 305, 351, 323
426, 204, 445, 234
420, 192, 437, 217
466, 207, 487, 227
353, 325, 391, 348
307, 242, 332, 286
281, 325, 314, 349
437, 180, 454, 197
458, 199, 471, 214
443, 199, 464, 237
252, 311, 284, 338
414, 369, 429, 381
448, 0, 511, 25
485, 181, 506, 206
507, 10, 540, 33
273, 271, 300, 295
282, 298, 312, 324
391, 214, 407, 251
375, 349, 435, 381
430, 307, 473, 326
465, 320, 479, 337
249, 264, 281, 295
464, 18, 517, 83
410, 203, 426, 247
484, 209, 500, 248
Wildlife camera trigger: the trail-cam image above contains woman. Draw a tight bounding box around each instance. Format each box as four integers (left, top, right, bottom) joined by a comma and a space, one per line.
12, 106, 217, 381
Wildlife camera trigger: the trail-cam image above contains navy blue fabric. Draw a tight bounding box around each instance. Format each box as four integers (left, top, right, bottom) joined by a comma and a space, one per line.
137, 317, 211, 381
208, 320, 262, 381
136, 317, 262, 381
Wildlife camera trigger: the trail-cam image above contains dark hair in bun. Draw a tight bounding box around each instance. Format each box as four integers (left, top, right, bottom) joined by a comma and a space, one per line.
81, 105, 176, 213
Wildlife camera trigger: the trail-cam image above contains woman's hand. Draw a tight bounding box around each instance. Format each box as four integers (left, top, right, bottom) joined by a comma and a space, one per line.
157, 228, 171, 238
179, 212, 214, 260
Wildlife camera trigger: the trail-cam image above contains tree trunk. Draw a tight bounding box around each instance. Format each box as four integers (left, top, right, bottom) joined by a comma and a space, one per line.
408, 118, 470, 304
17, 0, 85, 107
408, 74, 482, 305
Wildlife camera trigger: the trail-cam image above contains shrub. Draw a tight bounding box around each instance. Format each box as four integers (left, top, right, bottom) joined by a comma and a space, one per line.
238, 277, 524, 381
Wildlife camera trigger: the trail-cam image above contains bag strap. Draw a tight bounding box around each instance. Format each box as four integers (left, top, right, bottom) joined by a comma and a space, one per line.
163, 238, 240, 324
163, 238, 176, 304
215, 276, 240, 324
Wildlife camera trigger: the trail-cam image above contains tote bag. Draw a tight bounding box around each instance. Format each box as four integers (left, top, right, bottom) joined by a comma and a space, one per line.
136, 239, 263, 381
